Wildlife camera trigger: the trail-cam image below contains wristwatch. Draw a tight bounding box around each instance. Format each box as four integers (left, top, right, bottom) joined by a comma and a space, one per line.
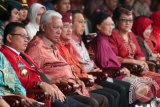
37, 81, 43, 87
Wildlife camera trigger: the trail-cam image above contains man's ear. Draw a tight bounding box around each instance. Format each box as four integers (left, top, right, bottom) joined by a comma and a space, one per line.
6, 34, 12, 43
54, 4, 58, 10
97, 25, 101, 31
40, 24, 45, 32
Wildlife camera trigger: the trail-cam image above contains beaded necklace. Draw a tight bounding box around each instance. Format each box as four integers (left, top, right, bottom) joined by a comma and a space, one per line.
120, 32, 136, 58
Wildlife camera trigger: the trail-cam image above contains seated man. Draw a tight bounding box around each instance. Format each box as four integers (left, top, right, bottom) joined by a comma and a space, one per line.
57, 12, 94, 82
0, 22, 91, 107
0, 52, 38, 107
26, 10, 109, 107
0, 32, 37, 107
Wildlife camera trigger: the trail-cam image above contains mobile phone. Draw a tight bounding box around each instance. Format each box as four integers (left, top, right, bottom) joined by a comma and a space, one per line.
36, 102, 45, 107
88, 33, 97, 37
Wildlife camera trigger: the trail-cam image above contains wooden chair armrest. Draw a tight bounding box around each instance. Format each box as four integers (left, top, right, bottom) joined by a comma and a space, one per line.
121, 63, 143, 76
2, 95, 23, 107
27, 87, 52, 107
79, 78, 94, 87
146, 61, 156, 72
102, 67, 121, 78
54, 82, 80, 95
55, 82, 72, 95
88, 72, 108, 84
27, 88, 46, 101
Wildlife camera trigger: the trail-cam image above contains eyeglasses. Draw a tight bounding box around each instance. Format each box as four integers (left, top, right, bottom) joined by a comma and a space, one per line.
63, 24, 72, 29
11, 33, 29, 40
105, 23, 115, 29
119, 18, 134, 23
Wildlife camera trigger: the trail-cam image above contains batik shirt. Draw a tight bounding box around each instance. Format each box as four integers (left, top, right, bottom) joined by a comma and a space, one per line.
0, 52, 26, 96
70, 34, 94, 72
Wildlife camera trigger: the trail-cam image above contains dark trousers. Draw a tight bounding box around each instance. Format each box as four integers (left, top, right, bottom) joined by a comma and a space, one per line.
91, 88, 120, 107
71, 93, 109, 107
52, 96, 91, 107
100, 79, 130, 107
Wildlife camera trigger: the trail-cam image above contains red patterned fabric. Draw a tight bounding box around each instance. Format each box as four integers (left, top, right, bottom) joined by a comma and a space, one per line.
57, 41, 89, 78
127, 76, 159, 103
61, 12, 72, 23
146, 35, 159, 53
150, 11, 160, 53
109, 29, 144, 60
144, 72, 160, 97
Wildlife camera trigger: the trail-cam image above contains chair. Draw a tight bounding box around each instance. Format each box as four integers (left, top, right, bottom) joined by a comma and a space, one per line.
80, 72, 107, 87
146, 61, 156, 72
3, 95, 23, 107
121, 61, 156, 76
50, 80, 80, 95
88, 72, 108, 84
102, 67, 121, 78
80, 77, 94, 87
27, 87, 52, 107
121, 63, 144, 76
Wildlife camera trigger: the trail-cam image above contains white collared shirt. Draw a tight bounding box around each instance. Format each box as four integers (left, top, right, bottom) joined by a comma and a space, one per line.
6, 45, 20, 55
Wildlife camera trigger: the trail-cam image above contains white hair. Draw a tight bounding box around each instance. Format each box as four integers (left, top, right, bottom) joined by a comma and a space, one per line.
40, 10, 62, 24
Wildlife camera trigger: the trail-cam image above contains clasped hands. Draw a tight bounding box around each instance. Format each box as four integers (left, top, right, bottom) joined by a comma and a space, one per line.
39, 81, 66, 102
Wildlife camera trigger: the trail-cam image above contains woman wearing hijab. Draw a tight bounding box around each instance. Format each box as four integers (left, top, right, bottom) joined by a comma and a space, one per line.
25, 3, 46, 40
132, 16, 156, 61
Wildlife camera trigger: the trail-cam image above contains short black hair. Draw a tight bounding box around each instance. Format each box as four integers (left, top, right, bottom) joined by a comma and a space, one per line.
112, 4, 133, 23
71, 9, 82, 20
92, 11, 109, 32
94, 11, 109, 25
3, 22, 25, 44
51, 0, 61, 5
1, 0, 23, 21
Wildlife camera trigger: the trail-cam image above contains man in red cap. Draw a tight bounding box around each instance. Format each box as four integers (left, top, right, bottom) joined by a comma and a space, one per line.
57, 12, 91, 80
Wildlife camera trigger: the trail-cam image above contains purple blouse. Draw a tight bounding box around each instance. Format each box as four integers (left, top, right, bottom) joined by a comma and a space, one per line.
92, 32, 121, 68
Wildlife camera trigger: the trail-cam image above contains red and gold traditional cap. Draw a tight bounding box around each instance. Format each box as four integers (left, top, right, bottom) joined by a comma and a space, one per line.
61, 12, 72, 23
